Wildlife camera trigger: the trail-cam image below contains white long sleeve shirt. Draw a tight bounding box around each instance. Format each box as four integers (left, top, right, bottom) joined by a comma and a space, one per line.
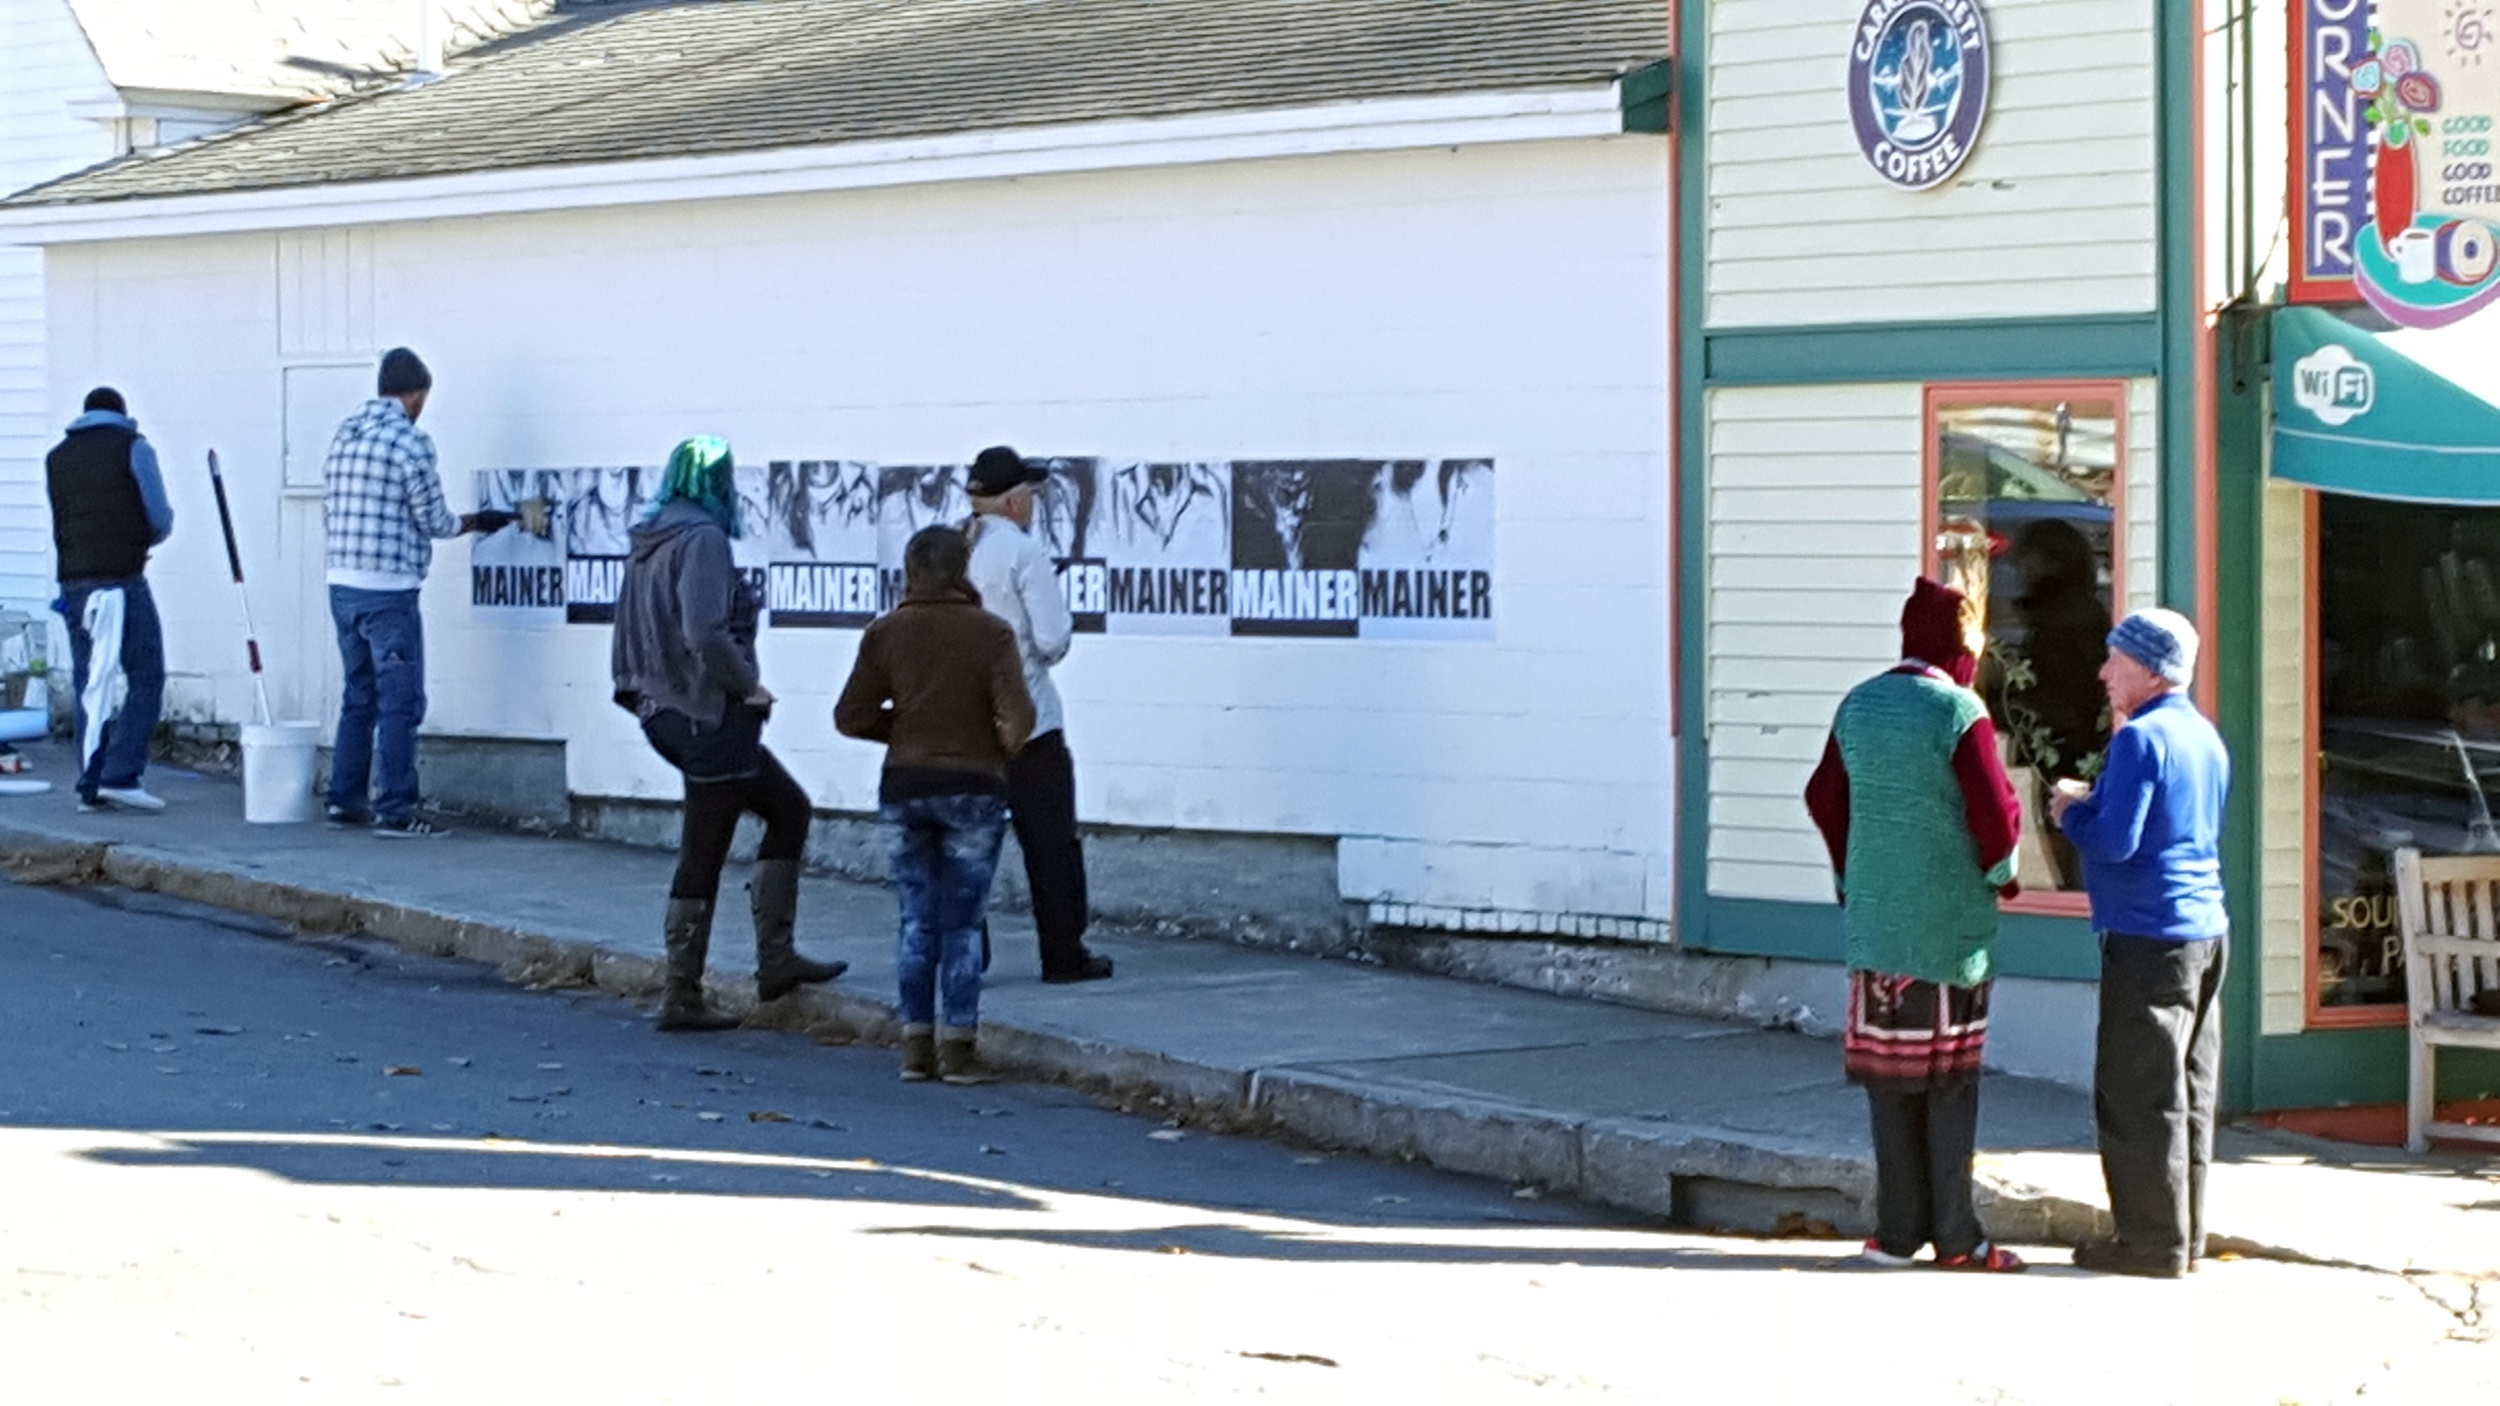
965, 513, 1072, 739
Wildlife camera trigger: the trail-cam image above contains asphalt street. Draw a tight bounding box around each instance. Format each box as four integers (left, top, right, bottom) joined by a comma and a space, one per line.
0, 878, 2490, 1403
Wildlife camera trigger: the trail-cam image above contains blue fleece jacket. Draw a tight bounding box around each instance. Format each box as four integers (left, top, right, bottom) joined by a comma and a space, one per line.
2058, 692, 2230, 940
65, 409, 173, 544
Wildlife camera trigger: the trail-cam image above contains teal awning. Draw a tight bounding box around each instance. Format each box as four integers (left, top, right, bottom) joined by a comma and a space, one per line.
2272, 305, 2500, 504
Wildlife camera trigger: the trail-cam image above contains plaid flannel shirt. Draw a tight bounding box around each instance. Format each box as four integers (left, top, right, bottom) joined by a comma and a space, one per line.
323, 398, 457, 582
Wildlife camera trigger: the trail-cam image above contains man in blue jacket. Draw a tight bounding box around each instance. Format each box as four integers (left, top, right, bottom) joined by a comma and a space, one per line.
2051, 607, 2230, 1278
45, 387, 173, 812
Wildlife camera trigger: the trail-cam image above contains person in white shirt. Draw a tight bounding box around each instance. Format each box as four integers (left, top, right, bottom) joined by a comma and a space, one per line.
962, 446, 1114, 983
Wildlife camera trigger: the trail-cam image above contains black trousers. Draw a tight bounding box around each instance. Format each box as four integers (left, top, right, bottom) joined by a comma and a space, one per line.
670, 748, 810, 902
1866, 1078, 1984, 1259
1007, 729, 1091, 972
2094, 931, 2227, 1268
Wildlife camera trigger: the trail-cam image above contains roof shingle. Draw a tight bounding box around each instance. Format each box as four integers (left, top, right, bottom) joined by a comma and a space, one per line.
14, 0, 1669, 207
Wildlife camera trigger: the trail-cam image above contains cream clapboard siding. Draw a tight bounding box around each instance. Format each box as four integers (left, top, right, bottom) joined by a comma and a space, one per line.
2258, 479, 2309, 1034
1706, 377, 2161, 904
1707, 0, 2158, 327
1706, 383, 1922, 904
0, 0, 117, 615
2124, 377, 2158, 610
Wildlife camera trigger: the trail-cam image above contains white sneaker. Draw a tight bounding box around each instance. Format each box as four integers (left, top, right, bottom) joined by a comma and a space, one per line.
1858, 1239, 1918, 1268
93, 786, 167, 812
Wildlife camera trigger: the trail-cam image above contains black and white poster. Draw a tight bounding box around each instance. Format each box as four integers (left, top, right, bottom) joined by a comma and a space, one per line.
472, 456, 1493, 640
472, 464, 767, 625
761, 460, 881, 627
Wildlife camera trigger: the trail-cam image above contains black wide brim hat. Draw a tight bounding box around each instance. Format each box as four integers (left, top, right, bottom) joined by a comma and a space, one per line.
967, 445, 1048, 496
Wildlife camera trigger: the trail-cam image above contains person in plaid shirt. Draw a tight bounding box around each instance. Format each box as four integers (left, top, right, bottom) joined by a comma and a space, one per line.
321, 348, 507, 837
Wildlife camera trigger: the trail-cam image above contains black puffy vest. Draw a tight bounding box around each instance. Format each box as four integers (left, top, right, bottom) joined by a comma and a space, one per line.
47, 424, 152, 582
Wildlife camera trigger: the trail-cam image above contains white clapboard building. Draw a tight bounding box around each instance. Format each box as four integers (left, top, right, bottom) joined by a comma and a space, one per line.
0, 0, 1677, 948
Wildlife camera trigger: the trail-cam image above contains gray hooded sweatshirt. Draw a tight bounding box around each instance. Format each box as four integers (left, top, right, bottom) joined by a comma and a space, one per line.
610, 500, 759, 728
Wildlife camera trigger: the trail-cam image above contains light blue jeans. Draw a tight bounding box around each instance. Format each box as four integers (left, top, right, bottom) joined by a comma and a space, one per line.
883, 792, 1007, 1029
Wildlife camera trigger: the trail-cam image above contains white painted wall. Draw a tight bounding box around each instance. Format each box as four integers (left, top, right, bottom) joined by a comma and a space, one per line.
1702, 377, 2158, 905
0, 0, 117, 618
1706, 0, 2159, 327
41, 137, 1677, 922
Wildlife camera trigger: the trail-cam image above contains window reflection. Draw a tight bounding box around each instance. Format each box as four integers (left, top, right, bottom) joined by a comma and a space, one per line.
2316, 496, 2500, 1009
1933, 395, 2122, 895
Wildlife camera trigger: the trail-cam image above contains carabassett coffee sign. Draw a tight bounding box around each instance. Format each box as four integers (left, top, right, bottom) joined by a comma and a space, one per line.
1847, 0, 1993, 190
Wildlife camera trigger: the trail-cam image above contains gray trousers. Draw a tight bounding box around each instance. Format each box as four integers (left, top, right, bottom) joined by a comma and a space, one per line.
1867, 1078, 1983, 1259
2094, 932, 2227, 1269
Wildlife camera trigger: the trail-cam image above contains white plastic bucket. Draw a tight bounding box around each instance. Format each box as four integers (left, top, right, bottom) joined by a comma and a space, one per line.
241, 721, 321, 824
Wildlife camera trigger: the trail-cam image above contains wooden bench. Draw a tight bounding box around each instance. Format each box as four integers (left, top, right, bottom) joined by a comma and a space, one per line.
2393, 848, 2500, 1153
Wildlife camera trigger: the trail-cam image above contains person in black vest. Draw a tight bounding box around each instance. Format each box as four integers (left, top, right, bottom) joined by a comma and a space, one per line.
45, 387, 174, 812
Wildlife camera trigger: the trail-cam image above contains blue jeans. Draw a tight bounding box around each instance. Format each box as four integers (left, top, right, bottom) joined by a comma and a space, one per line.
61, 576, 166, 800
327, 586, 426, 823
884, 792, 1008, 1029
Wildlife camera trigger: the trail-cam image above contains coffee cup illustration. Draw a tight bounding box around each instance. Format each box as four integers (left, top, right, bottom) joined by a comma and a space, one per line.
2393, 226, 2440, 284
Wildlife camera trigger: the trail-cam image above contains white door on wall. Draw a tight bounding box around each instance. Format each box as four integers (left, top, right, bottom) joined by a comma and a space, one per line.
277, 364, 369, 727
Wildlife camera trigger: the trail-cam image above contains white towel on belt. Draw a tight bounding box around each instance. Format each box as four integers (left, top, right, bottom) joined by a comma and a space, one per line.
79, 587, 127, 771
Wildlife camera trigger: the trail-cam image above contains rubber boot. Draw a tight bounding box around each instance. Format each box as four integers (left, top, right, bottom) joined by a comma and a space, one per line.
657, 897, 739, 1032
899, 1026, 937, 1083
937, 1027, 999, 1086
751, 859, 847, 1001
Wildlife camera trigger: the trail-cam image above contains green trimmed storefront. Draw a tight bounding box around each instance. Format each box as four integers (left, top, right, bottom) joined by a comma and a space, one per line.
1669, 1, 2497, 1113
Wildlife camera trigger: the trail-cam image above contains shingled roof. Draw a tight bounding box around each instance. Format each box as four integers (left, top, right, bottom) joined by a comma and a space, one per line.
11, 0, 1669, 208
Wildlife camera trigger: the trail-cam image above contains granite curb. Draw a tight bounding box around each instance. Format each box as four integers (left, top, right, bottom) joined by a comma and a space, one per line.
0, 823, 2124, 1249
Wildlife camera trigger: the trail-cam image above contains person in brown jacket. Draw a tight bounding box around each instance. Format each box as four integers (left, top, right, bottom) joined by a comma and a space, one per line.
836, 525, 1036, 1083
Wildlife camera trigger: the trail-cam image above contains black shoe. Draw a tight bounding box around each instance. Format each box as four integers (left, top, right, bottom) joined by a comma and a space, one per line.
2071, 1240, 2186, 1279
1040, 952, 1115, 984
325, 804, 371, 828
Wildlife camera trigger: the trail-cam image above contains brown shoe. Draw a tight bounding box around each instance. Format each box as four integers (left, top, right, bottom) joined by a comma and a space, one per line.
937, 1032, 999, 1086
750, 859, 848, 1000
899, 1029, 937, 1082
656, 898, 739, 1033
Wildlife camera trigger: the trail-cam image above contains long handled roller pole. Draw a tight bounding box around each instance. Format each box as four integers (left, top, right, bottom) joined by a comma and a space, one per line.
206, 451, 275, 727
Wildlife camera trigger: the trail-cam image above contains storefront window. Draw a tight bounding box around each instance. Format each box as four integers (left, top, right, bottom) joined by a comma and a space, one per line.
1928, 387, 2124, 897
2315, 496, 2500, 1012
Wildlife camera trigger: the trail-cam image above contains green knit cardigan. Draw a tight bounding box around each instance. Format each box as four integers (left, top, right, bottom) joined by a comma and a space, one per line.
1831, 670, 2013, 987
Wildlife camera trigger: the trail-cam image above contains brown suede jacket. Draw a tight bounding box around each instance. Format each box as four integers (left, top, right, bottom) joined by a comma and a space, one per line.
834, 586, 1036, 801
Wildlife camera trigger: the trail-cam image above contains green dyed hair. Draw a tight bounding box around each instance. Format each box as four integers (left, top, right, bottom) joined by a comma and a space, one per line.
645, 435, 741, 537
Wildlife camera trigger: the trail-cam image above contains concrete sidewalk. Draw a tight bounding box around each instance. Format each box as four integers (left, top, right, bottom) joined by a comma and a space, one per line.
1, 747, 2492, 1279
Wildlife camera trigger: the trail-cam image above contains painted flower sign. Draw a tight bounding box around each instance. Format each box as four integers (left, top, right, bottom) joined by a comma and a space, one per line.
2295, 2, 2500, 325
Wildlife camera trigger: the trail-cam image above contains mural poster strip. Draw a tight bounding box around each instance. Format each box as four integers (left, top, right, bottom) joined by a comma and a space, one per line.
474, 457, 1493, 640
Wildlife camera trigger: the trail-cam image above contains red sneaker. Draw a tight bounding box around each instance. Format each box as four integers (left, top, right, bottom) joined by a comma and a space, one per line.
1934, 1242, 2027, 1273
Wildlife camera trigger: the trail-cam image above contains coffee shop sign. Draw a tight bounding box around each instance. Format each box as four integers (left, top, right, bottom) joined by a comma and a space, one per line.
1848, 0, 1993, 191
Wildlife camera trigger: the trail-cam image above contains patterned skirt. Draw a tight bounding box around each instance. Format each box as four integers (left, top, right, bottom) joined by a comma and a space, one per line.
1843, 969, 1992, 1089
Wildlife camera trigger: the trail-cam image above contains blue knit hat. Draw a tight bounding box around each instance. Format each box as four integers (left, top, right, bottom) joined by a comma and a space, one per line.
2109, 607, 2199, 685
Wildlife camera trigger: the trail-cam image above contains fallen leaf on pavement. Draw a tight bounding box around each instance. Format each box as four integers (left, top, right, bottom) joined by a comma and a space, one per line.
697, 1111, 725, 1122
979, 1144, 1005, 1156
101, 1041, 128, 1052
536, 1062, 564, 1071
194, 1026, 244, 1036
1147, 1129, 1186, 1142
447, 1057, 472, 1068
747, 1110, 791, 1123
1234, 1352, 1337, 1368
385, 1065, 422, 1077
1513, 1186, 1544, 1200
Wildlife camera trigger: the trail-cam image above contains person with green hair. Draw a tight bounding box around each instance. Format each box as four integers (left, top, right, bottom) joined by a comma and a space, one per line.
612, 436, 845, 1030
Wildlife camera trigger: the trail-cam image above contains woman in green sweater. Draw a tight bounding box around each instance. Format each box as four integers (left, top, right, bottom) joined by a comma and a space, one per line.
1805, 577, 2026, 1273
